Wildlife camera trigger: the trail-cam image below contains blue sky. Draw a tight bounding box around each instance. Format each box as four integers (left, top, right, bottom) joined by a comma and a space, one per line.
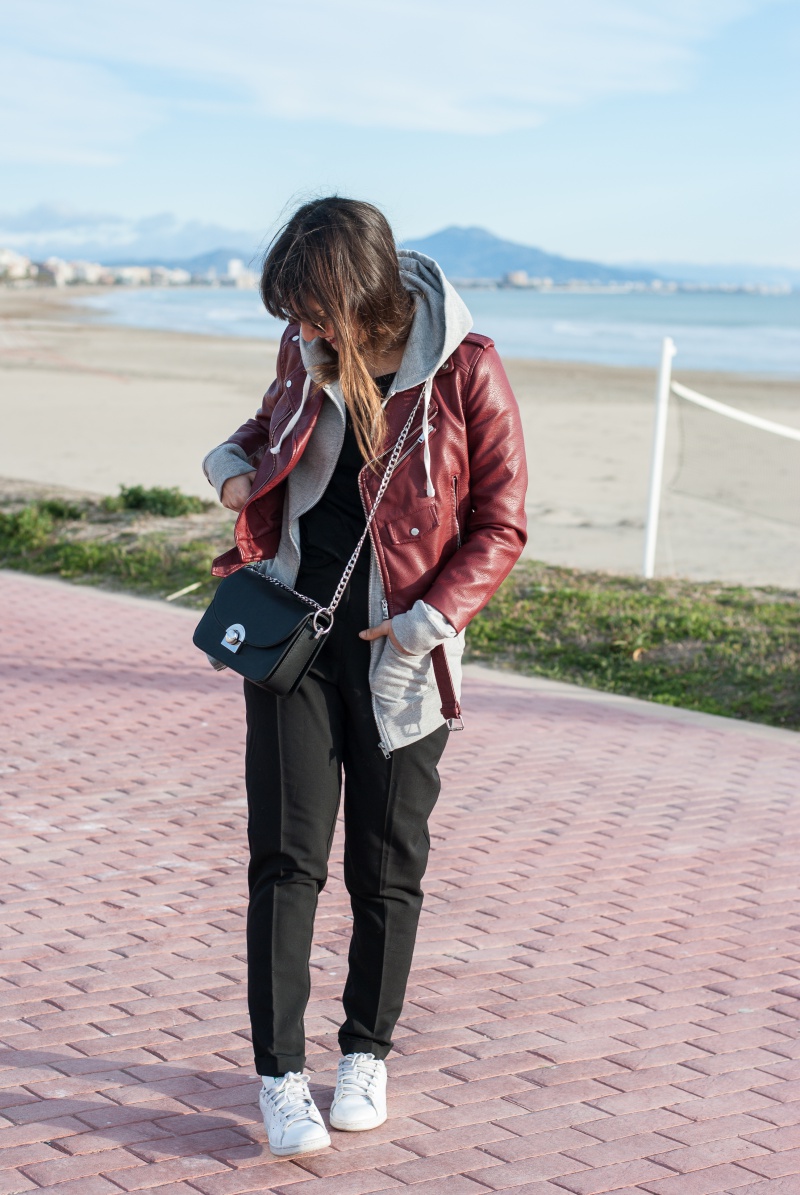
1, 0, 798, 265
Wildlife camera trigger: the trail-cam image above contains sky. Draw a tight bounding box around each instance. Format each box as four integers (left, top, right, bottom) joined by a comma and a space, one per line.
1, 0, 798, 266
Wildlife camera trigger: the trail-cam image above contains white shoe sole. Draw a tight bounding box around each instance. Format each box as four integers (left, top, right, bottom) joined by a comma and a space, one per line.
329, 1109, 387, 1132
269, 1130, 331, 1157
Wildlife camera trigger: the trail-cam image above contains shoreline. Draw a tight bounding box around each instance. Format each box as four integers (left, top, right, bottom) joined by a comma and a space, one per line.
2, 287, 799, 587
3, 284, 799, 386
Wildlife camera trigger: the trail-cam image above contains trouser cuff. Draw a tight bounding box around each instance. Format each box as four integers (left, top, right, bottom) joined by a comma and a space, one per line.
254, 1051, 306, 1076
338, 1033, 391, 1061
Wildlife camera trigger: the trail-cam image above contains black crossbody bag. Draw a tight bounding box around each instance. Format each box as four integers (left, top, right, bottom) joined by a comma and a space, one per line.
192, 393, 422, 696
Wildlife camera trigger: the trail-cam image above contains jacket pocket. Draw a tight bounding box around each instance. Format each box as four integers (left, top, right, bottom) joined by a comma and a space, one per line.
381, 502, 439, 546
371, 638, 434, 705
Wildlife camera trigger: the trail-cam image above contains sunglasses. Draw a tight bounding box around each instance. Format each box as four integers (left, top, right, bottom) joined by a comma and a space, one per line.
286, 309, 331, 335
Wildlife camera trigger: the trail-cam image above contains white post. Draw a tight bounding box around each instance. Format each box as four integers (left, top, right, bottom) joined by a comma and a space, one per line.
642, 336, 676, 579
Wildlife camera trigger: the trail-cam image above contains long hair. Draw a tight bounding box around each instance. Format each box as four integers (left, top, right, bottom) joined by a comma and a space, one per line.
260, 198, 414, 463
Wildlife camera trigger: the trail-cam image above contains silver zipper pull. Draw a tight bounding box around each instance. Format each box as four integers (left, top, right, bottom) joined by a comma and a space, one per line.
381, 598, 389, 619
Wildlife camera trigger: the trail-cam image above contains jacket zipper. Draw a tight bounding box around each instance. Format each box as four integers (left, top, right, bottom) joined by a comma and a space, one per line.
396, 425, 436, 470
452, 475, 461, 548
368, 411, 438, 466
358, 425, 437, 498
232, 391, 298, 541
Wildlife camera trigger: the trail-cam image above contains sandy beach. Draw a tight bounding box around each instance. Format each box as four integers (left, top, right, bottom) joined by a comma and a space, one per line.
2, 286, 799, 587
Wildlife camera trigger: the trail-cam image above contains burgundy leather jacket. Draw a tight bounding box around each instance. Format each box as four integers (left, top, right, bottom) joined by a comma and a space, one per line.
212, 326, 528, 635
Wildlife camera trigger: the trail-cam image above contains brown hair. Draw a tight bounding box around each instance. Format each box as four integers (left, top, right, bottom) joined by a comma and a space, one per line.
260, 197, 414, 463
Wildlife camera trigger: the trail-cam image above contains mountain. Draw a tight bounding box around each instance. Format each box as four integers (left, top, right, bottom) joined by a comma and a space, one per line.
402, 226, 659, 283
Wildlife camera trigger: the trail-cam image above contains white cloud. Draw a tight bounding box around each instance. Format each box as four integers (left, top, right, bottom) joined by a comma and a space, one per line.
0, 46, 158, 164
0, 0, 778, 162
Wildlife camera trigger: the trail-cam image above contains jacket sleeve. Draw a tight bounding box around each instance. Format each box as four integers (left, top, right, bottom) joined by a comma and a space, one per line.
201, 327, 292, 497
420, 344, 528, 634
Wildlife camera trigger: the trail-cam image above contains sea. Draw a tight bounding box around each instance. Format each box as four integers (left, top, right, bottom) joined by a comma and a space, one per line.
77, 286, 800, 376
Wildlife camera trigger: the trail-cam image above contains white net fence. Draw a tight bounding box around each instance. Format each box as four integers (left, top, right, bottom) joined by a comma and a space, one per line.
669, 381, 800, 528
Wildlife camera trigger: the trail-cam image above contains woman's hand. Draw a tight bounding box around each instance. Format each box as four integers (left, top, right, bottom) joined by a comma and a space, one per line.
359, 619, 414, 655
221, 471, 256, 511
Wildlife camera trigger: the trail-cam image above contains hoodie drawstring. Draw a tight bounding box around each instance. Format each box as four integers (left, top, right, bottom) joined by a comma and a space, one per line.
270, 374, 312, 456
421, 375, 435, 498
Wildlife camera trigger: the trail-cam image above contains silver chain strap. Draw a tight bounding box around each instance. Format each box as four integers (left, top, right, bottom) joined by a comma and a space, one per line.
322, 389, 424, 621
257, 573, 323, 609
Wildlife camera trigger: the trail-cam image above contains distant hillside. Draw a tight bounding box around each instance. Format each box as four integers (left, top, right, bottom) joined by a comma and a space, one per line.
402, 226, 658, 284
102, 248, 259, 273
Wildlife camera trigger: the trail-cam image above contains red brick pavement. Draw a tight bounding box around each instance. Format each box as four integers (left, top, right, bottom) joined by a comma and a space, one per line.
2, 570, 800, 1195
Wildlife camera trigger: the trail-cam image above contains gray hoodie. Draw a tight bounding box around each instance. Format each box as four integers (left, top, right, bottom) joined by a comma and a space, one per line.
203, 251, 474, 754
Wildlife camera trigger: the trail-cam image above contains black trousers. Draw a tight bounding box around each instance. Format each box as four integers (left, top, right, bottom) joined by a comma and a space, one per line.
244, 561, 449, 1076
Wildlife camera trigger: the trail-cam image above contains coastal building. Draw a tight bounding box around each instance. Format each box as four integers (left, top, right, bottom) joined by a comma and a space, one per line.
37, 257, 76, 286
112, 265, 153, 286
223, 258, 258, 288
0, 249, 35, 281
151, 266, 192, 286
71, 260, 112, 284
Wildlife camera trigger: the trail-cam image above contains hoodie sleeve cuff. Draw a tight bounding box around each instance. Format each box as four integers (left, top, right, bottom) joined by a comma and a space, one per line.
391, 600, 457, 656
202, 443, 254, 500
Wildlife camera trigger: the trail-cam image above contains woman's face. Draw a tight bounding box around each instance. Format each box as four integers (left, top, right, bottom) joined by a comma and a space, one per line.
298, 302, 338, 352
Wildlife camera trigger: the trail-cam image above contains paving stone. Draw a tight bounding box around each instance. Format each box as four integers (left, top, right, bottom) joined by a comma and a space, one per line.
647, 1135, 770, 1173
464, 1150, 588, 1187
105, 1156, 231, 1189
0, 1173, 38, 1195
641, 1162, 764, 1193
479, 1127, 597, 1162
563, 1130, 683, 1168
271, 1172, 400, 1195
733, 1181, 800, 1195
394, 1121, 519, 1157
11, 1179, 120, 1195
382, 1145, 505, 1183
19, 1147, 148, 1186
552, 1157, 672, 1193
736, 1147, 800, 1179
2, 573, 800, 1195
191, 1162, 313, 1191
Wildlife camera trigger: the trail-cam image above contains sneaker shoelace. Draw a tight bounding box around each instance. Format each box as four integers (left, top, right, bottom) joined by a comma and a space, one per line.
266, 1072, 317, 1128
337, 1052, 381, 1097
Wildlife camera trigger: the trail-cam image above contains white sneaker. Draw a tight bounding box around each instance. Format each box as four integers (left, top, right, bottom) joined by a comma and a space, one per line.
259, 1072, 331, 1156
329, 1052, 387, 1132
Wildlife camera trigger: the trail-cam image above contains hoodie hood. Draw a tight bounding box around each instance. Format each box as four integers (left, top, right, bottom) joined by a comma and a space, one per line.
289, 249, 472, 497
391, 249, 473, 393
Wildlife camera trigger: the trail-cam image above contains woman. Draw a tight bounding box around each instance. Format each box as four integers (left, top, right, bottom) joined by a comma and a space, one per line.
202, 197, 527, 1157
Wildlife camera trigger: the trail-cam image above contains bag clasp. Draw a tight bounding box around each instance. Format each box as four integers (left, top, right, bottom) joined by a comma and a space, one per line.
222, 623, 246, 653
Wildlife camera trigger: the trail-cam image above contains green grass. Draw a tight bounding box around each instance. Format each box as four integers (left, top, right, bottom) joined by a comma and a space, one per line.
2, 494, 798, 731
101, 484, 209, 517
467, 560, 800, 730
0, 494, 221, 606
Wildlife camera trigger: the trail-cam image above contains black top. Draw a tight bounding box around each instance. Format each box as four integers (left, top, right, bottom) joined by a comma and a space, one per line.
299, 374, 395, 578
